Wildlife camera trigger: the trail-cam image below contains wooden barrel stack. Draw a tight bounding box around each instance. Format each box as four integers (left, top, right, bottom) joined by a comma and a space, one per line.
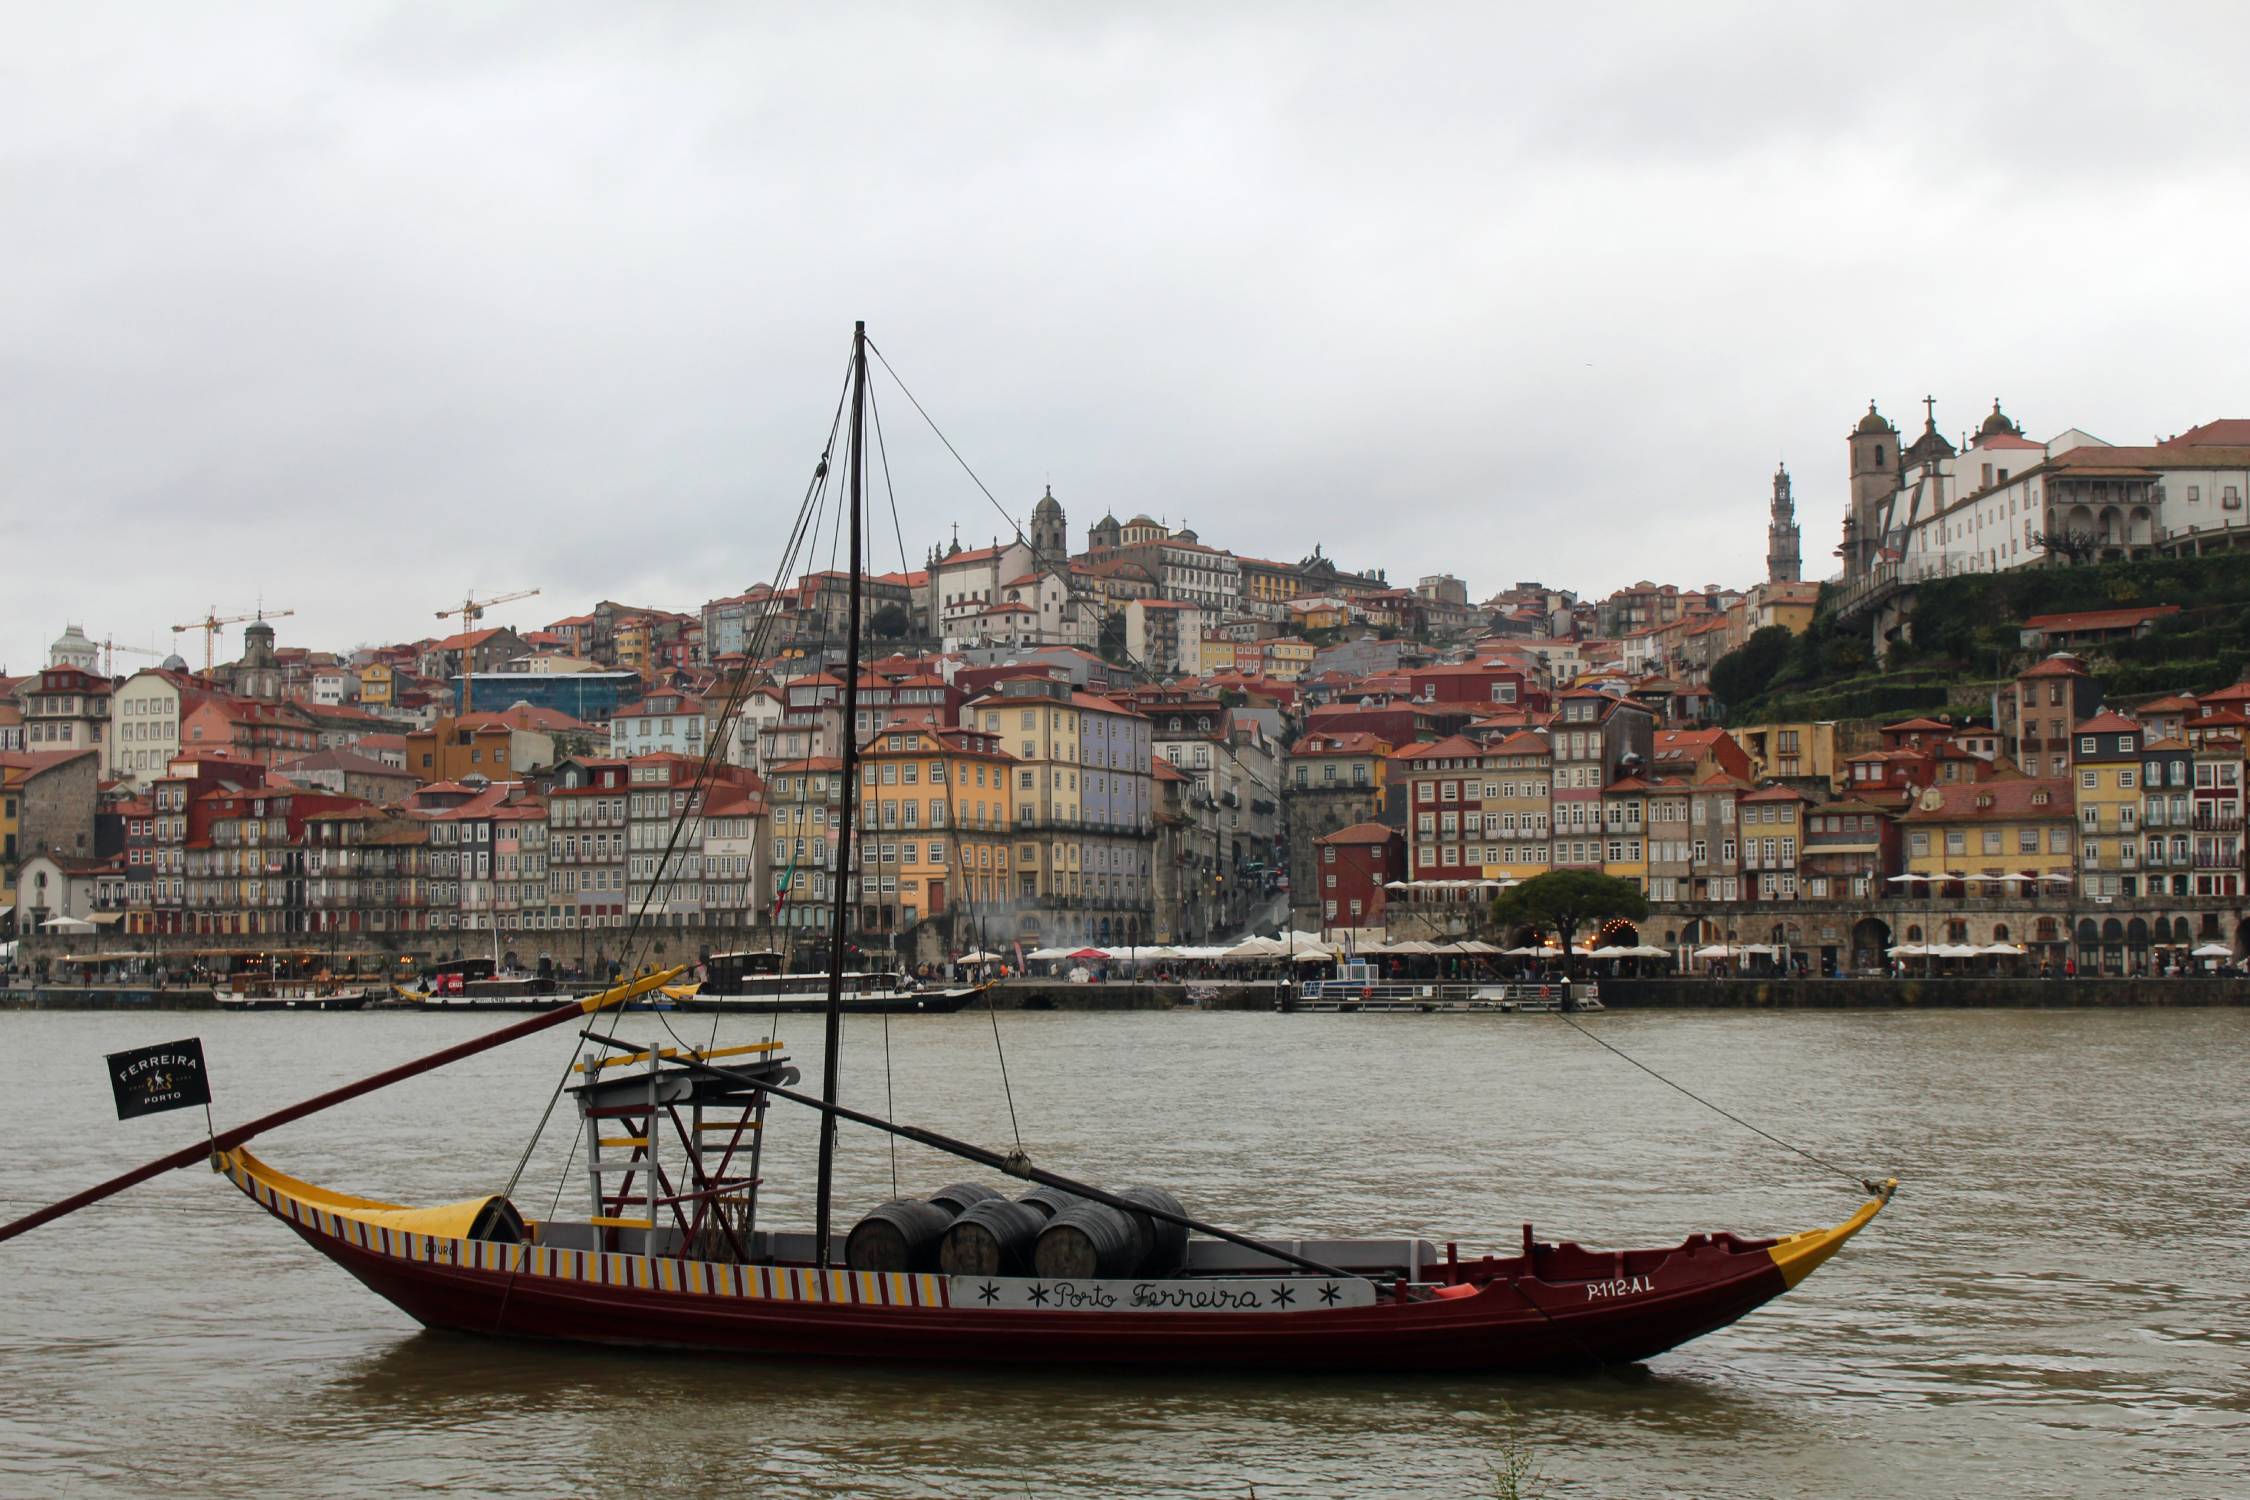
853, 1180, 1194, 1279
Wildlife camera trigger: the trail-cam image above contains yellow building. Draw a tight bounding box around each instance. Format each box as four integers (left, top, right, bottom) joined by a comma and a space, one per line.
1236, 557, 1305, 607
0, 768, 19, 906
1480, 730, 1552, 881
856, 723, 1016, 927
1896, 777, 2075, 883
613, 616, 652, 676
2070, 711, 2145, 897
1259, 637, 1316, 680
356, 662, 397, 707
1728, 721, 1841, 792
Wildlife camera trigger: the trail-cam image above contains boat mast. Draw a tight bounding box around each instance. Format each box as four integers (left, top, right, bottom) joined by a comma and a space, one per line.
814, 320, 868, 1269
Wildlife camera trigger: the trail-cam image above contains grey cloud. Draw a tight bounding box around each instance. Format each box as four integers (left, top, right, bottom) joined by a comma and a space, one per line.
5, 3, 2249, 670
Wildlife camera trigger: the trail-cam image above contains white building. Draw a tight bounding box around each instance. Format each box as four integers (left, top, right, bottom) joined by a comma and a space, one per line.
1867, 406, 2250, 584
606, 690, 709, 759
1124, 600, 1206, 676
109, 668, 210, 783
929, 540, 1036, 637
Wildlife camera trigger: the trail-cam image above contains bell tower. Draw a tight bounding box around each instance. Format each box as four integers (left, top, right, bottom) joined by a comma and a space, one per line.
1028, 485, 1067, 564
1767, 464, 1802, 584
1844, 401, 1898, 578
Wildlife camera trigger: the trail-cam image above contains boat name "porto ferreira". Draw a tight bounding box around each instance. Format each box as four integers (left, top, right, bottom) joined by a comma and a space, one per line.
1584, 1275, 1655, 1300
954, 1276, 1379, 1313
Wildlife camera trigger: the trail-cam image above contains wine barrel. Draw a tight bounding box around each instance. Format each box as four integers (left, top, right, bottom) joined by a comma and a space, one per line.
1033, 1202, 1144, 1281
845, 1198, 955, 1274
1016, 1185, 1085, 1220
937, 1198, 1044, 1278
927, 1182, 1000, 1216
1113, 1186, 1190, 1275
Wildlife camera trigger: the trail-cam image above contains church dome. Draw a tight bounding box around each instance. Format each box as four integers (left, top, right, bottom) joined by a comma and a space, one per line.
1979, 400, 2021, 438
1855, 401, 1893, 435
162, 653, 189, 672
1032, 485, 1062, 518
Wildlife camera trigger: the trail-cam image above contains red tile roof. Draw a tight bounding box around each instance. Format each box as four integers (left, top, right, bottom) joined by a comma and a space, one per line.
2022, 606, 2180, 634
1899, 778, 2072, 823
1391, 734, 1485, 762
2162, 419, 2250, 447
1316, 821, 1397, 844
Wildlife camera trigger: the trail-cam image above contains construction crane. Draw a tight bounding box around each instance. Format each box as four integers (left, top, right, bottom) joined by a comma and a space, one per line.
435, 588, 540, 715
97, 638, 162, 676
172, 607, 296, 675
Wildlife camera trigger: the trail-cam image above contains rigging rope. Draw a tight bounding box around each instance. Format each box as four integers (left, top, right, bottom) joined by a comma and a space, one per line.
501, 351, 854, 1204
1551, 1012, 1883, 1193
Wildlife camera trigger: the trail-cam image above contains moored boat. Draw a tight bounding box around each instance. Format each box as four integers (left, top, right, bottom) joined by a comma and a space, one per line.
209, 1030, 1893, 1370
675, 950, 980, 1015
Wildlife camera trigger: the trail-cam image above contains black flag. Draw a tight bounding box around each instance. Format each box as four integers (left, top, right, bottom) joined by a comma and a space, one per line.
105, 1039, 213, 1121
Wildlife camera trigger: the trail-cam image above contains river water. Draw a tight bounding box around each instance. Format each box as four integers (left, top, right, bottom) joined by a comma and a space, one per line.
0, 1006, 2241, 1498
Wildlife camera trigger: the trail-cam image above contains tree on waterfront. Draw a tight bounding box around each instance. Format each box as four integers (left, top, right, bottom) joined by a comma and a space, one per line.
1490, 870, 1648, 966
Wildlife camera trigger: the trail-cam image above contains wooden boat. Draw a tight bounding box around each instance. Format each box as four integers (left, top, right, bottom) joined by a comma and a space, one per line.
0, 322, 1898, 1376
206, 1005, 1893, 1370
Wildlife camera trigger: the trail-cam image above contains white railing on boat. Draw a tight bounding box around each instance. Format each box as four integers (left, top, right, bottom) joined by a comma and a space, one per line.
1285, 980, 1602, 1014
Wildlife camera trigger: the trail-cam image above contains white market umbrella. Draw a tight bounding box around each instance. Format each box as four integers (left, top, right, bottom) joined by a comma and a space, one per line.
1621, 944, 1673, 959
1291, 947, 1337, 963
2192, 942, 2234, 958
956, 950, 1003, 964
1886, 943, 1927, 958
1978, 942, 2024, 956
1588, 946, 1632, 960
40, 916, 95, 933
1222, 937, 1284, 960
1693, 944, 1734, 960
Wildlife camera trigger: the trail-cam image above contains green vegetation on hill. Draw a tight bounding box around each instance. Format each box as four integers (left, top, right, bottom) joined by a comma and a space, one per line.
1714, 554, 2250, 726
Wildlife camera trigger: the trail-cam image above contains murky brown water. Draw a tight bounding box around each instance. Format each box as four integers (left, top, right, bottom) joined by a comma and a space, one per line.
1, 1006, 2242, 1498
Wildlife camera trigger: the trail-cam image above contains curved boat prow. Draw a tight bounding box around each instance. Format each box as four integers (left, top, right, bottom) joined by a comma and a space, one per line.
1766, 1178, 1898, 1290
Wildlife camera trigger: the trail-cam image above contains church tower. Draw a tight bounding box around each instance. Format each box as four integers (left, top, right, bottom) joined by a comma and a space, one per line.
1028, 485, 1067, 564
1843, 401, 1899, 579
1767, 464, 1802, 583
236, 620, 281, 702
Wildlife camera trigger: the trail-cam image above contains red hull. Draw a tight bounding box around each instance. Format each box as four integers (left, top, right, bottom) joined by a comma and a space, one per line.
231, 1149, 1889, 1374
308, 1228, 1787, 1371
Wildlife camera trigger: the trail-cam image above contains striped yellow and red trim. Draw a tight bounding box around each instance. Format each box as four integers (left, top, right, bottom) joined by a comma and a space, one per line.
224, 1153, 949, 1307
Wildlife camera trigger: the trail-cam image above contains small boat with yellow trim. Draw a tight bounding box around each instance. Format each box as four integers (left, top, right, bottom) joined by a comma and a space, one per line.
198, 994, 1895, 1370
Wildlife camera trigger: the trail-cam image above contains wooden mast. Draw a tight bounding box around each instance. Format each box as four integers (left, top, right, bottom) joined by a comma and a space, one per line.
813, 320, 868, 1269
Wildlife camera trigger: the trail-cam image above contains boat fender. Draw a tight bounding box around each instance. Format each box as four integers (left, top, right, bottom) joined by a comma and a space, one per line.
1429, 1282, 1480, 1300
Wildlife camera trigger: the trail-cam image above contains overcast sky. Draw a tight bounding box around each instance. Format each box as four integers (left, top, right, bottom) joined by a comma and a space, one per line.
7, 3, 2249, 673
